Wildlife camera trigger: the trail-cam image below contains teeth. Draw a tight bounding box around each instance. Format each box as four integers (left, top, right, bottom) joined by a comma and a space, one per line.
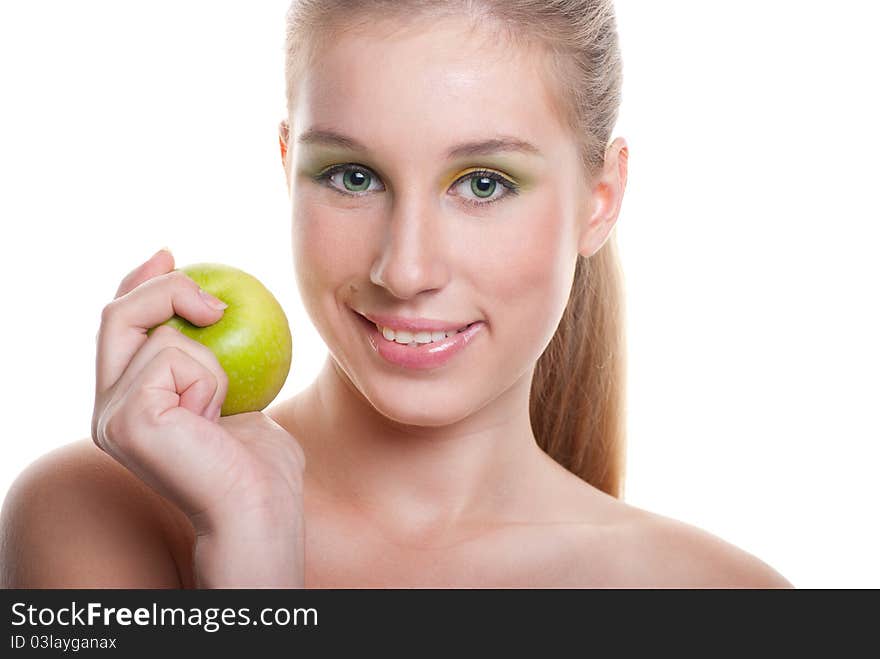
393, 330, 413, 345
376, 324, 461, 345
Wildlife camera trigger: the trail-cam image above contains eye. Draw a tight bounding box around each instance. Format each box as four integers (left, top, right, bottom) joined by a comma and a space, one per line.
450, 169, 520, 207
312, 164, 520, 207
313, 164, 384, 196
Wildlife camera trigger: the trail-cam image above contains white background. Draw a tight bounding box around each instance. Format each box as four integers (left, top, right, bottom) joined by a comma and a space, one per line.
1, 1, 877, 588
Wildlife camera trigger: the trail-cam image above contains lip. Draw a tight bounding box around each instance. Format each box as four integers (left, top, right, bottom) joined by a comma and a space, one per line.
352, 310, 485, 371
358, 311, 474, 333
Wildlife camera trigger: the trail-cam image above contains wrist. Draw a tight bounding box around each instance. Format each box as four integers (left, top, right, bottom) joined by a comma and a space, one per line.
189, 479, 303, 537
193, 505, 304, 589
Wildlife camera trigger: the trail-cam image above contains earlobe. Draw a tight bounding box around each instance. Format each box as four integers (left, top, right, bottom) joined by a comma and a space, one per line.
578, 137, 629, 258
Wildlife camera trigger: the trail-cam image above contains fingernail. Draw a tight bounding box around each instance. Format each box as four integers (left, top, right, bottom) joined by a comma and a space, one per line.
151, 246, 172, 260
199, 287, 228, 310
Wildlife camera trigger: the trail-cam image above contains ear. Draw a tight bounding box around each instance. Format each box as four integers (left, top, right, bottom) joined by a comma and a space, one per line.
279, 118, 291, 188
578, 137, 629, 258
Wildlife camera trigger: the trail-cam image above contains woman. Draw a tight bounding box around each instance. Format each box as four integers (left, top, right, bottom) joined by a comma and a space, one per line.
0, 0, 792, 588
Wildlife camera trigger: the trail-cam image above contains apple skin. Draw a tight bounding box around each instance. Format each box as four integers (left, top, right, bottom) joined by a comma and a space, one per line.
148, 263, 292, 417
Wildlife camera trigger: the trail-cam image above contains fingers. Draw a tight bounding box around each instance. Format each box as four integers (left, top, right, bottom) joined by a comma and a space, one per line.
96, 266, 227, 394
95, 347, 241, 519
90, 249, 239, 523
96, 249, 173, 345
115, 248, 175, 299
112, 324, 229, 422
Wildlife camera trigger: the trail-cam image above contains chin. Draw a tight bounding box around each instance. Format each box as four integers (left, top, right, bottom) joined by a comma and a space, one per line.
357, 375, 487, 429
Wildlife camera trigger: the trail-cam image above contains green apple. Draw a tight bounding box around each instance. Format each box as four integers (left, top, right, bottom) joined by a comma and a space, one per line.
148, 263, 292, 417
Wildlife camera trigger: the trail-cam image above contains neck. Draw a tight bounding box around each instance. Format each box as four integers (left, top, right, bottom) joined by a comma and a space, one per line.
293, 357, 550, 541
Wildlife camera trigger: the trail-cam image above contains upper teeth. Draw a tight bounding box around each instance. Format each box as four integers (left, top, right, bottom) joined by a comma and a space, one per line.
378, 324, 468, 345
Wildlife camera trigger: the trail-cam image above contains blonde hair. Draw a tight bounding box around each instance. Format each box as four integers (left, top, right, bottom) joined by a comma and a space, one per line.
284, 0, 627, 498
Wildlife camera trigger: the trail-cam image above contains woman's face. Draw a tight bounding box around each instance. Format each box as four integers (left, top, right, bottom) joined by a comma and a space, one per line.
286, 16, 595, 428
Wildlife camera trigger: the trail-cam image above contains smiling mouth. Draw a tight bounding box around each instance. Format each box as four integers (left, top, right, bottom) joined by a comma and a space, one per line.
351, 307, 486, 370
352, 310, 479, 347
374, 322, 475, 346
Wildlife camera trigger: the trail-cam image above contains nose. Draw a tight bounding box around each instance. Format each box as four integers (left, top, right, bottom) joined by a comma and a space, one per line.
370, 195, 451, 299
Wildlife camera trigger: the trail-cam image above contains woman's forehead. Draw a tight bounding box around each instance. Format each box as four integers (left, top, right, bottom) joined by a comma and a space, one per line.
293, 19, 564, 155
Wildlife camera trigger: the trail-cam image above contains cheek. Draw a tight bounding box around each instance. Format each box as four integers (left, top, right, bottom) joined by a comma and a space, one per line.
482, 196, 576, 342
292, 198, 367, 294
290, 197, 379, 350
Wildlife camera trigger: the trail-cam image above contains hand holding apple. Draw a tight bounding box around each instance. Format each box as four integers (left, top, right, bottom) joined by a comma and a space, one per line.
148, 262, 292, 416
91, 249, 305, 586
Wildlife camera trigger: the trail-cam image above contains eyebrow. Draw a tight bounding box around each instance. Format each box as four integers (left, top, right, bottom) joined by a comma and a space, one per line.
297, 127, 543, 160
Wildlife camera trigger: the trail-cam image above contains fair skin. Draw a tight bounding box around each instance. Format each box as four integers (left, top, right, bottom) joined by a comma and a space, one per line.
0, 15, 792, 588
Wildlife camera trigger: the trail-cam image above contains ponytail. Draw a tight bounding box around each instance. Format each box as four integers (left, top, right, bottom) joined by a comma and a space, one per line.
530, 231, 627, 498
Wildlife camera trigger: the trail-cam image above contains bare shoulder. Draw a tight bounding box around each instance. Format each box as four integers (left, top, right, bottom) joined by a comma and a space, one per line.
0, 438, 195, 588
599, 503, 794, 588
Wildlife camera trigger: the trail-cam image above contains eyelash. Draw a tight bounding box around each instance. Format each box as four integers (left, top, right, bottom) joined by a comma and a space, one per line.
312, 164, 520, 207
